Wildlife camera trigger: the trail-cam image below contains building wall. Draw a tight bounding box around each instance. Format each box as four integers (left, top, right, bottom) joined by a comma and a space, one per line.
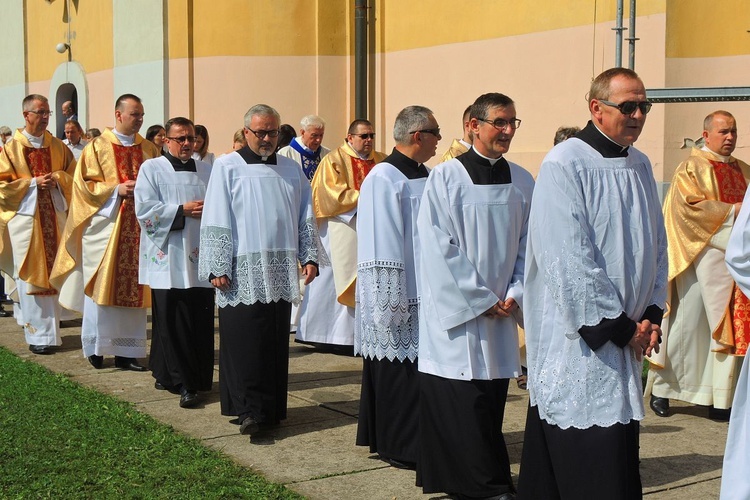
1, 0, 749, 183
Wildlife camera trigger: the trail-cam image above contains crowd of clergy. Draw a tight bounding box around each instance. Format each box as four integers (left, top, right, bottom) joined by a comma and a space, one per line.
1, 66, 750, 500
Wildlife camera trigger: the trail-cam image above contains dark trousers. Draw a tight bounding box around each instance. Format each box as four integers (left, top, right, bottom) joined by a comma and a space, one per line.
218, 300, 292, 424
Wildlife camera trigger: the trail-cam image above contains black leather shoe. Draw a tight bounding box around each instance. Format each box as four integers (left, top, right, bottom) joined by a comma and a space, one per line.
88, 354, 104, 369
709, 406, 731, 421
239, 416, 260, 436
154, 381, 180, 394
650, 395, 670, 417
0, 308, 12, 318
381, 456, 416, 470
29, 344, 53, 355
179, 388, 199, 408
114, 356, 147, 372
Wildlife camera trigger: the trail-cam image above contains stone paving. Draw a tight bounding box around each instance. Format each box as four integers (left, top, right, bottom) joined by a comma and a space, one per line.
0, 313, 729, 499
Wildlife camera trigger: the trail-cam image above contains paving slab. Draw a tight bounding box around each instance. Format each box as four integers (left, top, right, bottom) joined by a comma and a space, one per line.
0, 312, 732, 499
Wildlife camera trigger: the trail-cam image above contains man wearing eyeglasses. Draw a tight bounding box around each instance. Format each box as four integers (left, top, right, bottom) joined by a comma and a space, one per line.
199, 104, 324, 436
415, 93, 533, 499
646, 110, 749, 423
0, 94, 75, 354
439, 104, 473, 162
304, 119, 386, 351
134, 117, 214, 409
52, 94, 160, 372
519, 68, 666, 499
355, 105, 437, 471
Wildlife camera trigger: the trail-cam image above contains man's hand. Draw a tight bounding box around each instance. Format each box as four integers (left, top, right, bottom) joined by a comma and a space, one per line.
183, 200, 204, 218
118, 180, 136, 198
211, 275, 230, 291
301, 264, 317, 285
483, 298, 518, 319
628, 319, 662, 361
35, 173, 56, 191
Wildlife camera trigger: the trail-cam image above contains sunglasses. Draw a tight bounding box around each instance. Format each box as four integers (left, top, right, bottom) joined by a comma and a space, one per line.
352, 133, 375, 139
167, 135, 196, 144
598, 100, 652, 115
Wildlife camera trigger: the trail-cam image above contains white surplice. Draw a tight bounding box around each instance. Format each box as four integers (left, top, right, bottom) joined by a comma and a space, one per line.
524, 138, 668, 430
198, 152, 325, 307
416, 159, 533, 381
355, 163, 426, 362
135, 156, 213, 290
721, 191, 750, 499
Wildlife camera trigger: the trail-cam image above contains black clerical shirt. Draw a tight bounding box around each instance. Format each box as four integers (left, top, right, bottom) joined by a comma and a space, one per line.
382, 148, 429, 179
456, 147, 511, 185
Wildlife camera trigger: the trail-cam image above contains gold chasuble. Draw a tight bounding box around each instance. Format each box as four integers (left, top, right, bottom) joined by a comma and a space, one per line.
0, 130, 74, 292
310, 142, 386, 306
50, 129, 159, 308
439, 138, 469, 163
663, 148, 750, 355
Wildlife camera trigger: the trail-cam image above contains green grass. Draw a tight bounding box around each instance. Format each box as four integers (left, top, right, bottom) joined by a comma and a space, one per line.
0, 347, 303, 499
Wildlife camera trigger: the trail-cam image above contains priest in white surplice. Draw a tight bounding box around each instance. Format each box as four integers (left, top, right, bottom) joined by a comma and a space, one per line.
135, 117, 215, 409
722, 188, 750, 500
355, 105, 438, 470
51, 94, 160, 372
277, 114, 329, 332
518, 68, 667, 500
199, 104, 325, 436
416, 93, 533, 498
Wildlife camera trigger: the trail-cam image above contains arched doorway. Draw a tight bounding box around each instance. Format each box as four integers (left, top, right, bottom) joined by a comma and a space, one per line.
49, 61, 88, 138
55, 83, 78, 139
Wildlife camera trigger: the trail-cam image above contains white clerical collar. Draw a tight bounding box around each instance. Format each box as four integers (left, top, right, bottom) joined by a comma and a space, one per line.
701, 145, 731, 163
471, 146, 503, 166
348, 141, 369, 160
22, 129, 44, 149
113, 129, 135, 146
459, 139, 471, 149
294, 137, 314, 154
592, 122, 629, 150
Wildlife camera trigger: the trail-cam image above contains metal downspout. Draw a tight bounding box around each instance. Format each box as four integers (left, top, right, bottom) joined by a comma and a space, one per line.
354, 0, 368, 119
628, 0, 638, 69
613, 0, 624, 67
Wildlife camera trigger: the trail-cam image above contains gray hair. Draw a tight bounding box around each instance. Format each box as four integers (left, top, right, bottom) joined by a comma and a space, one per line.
244, 104, 280, 127
300, 114, 325, 130
393, 105, 434, 145
22, 94, 48, 112
0, 125, 11, 136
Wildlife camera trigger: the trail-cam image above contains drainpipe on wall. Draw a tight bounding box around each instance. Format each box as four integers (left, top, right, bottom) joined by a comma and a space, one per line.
613, 0, 624, 67
627, 0, 638, 70
354, 0, 368, 119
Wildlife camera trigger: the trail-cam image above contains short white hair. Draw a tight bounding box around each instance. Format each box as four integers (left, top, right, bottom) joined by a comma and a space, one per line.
300, 114, 325, 131
244, 104, 280, 127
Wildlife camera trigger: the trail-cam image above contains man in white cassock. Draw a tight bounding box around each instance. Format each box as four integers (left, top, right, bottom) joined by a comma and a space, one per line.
722, 190, 750, 500
277, 114, 329, 332
416, 93, 533, 499
51, 94, 160, 372
135, 117, 214, 409
199, 104, 324, 436
355, 105, 438, 469
517, 68, 667, 500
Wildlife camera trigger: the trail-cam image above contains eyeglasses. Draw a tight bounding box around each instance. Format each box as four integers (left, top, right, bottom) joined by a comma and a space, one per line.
479, 118, 521, 130
167, 135, 196, 144
409, 128, 441, 137
598, 100, 652, 115
352, 133, 375, 140
246, 128, 279, 139
28, 110, 52, 117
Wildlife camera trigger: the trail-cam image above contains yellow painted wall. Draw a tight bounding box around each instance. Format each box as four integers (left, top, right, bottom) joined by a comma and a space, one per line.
666, 0, 750, 58
380, 0, 665, 52
26, 1, 113, 82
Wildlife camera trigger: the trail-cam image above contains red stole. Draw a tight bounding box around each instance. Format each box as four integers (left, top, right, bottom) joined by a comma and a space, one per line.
712, 159, 749, 355
111, 144, 145, 307
24, 147, 58, 295
351, 157, 377, 191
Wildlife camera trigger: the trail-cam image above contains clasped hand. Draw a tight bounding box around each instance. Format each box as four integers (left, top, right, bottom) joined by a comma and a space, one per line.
628, 319, 661, 361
